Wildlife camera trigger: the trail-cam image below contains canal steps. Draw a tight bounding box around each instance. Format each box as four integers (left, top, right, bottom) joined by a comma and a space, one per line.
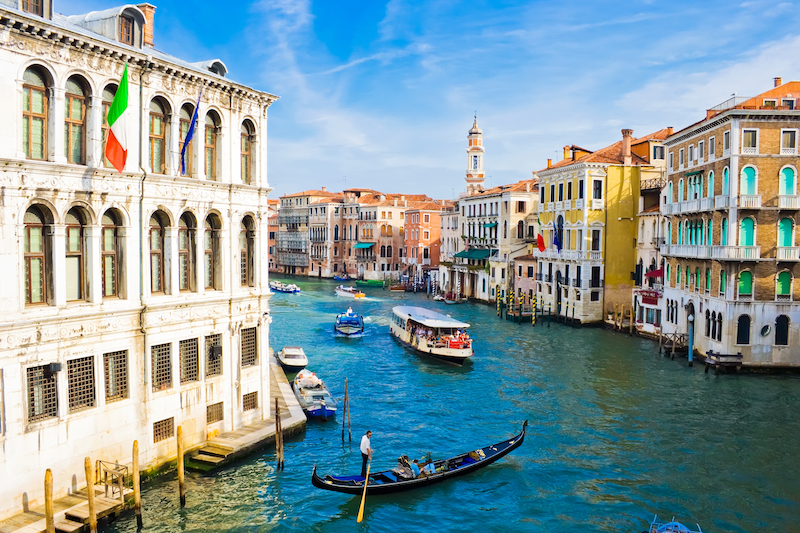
186, 349, 306, 472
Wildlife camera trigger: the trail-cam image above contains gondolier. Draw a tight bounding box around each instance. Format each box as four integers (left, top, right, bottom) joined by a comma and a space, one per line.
360, 430, 373, 477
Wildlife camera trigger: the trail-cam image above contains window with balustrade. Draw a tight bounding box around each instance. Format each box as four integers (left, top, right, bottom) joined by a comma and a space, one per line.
742, 129, 758, 154
780, 167, 796, 196
776, 271, 792, 301
781, 129, 797, 154
738, 271, 753, 299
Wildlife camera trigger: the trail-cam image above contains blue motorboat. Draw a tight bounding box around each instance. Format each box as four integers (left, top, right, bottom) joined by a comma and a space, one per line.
647, 515, 703, 533
270, 280, 301, 293
333, 274, 350, 281
293, 369, 337, 420
335, 308, 364, 335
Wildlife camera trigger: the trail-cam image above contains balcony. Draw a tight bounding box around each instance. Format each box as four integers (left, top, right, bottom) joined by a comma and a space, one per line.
714, 195, 729, 210
738, 195, 762, 209
710, 245, 761, 260
591, 199, 603, 210
777, 246, 800, 261
575, 198, 584, 209
699, 197, 714, 211
641, 177, 666, 191
660, 244, 710, 259
779, 195, 800, 209
535, 273, 543, 281
544, 274, 552, 282
356, 254, 376, 262
781, 147, 798, 155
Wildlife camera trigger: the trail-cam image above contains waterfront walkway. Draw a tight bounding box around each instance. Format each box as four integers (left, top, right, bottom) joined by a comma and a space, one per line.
0, 351, 305, 533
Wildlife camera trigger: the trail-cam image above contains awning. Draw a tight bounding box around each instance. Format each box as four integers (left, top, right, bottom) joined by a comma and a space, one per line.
645, 267, 664, 278
454, 249, 494, 260
483, 222, 498, 228
354, 242, 375, 249
684, 170, 703, 176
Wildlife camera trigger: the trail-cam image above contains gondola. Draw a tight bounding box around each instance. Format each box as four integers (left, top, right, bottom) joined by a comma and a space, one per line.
311, 421, 526, 495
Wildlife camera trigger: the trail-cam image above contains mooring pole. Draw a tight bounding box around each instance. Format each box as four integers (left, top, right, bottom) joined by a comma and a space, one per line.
45, 469, 55, 533
133, 440, 143, 528
177, 425, 185, 506
548, 303, 551, 327
85, 457, 97, 533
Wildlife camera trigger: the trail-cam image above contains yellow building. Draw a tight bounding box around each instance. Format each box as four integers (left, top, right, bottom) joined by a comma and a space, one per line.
532, 129, 669, 323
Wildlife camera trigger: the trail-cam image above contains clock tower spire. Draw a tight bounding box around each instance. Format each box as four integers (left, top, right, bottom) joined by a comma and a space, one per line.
466, 116, 485, 196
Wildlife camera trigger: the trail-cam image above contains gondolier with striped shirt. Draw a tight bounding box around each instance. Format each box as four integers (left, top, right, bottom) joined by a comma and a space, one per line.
360, 430, 373, 477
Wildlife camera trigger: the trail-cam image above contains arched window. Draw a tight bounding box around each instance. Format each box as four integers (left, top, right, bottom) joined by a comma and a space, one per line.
719, 269, 726, 296
707, 171, 714, 197
721, 218, 728, 246
667, 222, 672, 244
149, 212, 167, 293
241, 120, 255, 184
101, 210, 122, 298
711, 311, 717, 340
503, 220, 508, 239
387, 245, 392, 257
780, 167, 796, 196
722, 167, 730, 194
64, 76, 88, 164
101, 84, 117, 168
775, 315, 790, 346
205, 215, 221, 290
740, 166, 756, 196
178, 212, 196, 291
740, 217, 754, 246
736, 315, 751, 345
695, 267, 701, 292
777, 271, 791, 299
380, 245, 386, 258
179, 103, 195, 177
381, 224, 386, 236
149, 99, 168, 173
517, 220, 525, 239
334, 225, 339, 241
387, 225, 393, 237
667, 181, 673, 203
666, 263, 671, 284
65, 207, 87, 301
707, 220, 713, 246
24, 205, 50, 304
706, 268, 711, 293
716, 314, 723, 342
205, 111, 220, 180
778, 218, 793, 248
677, 265, 681, 286
22, 67, 49, 160
738, 270, 753, 298
705, 310, 711, 337
240, 216, 255, 287
678, 179, 684, 202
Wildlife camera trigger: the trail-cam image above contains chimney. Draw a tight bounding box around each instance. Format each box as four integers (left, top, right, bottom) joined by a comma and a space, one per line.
621, 129, 633, 166
667, 127, 673, 136
525, 182, 531, 193
547, 158, 552, 169
321, 186, 326, 192
775, 77, 783, 88
137, 4, 156, 47
563, 145, 571, 160
393, 199, 398, 206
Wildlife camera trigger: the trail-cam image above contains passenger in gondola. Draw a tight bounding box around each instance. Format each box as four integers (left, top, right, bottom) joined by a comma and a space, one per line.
410, 459, 421, 478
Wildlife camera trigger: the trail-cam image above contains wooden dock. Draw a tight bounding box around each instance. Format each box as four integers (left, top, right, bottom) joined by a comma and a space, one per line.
0, 485, 133, 533
187, 349, 306, 472
703, 350, 743, 375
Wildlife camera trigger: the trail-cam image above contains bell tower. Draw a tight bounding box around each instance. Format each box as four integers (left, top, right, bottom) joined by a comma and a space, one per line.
466, 116, 485, 196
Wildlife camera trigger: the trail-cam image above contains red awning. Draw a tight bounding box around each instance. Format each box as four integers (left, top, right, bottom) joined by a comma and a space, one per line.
645, 268, 664, 278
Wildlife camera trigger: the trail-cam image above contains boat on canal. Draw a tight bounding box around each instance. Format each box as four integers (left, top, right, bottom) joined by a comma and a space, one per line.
270, 280, 301, 293
333, 274, 351, 281
276, 346, 308, 372
293, 369, 337, 419
335, 308, 364, 335
356, 279, 384, 287
335, 285, 365, 298
390, 305, 473, 365
311, 421, 527, 495
646, 516, 704, 533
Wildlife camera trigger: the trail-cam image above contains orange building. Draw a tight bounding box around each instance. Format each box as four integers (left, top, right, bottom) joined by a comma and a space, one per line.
403, 202, 446, 284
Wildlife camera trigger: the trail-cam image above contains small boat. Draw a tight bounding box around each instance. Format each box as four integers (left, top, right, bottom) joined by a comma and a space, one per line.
443, 291, 464, 304
335, 308, 364, 335
311, 421, 527, 495
647, 516, 704, 533
388, 284, 406, 291
355, 279, 384, 287
276, 346, 308, 372
333, 274, 350, 281
293, 369, 337, 420
270, 280, 301, 293
335, 285, 365, 298
432, 294, 445, 302
389, 306, 474, 365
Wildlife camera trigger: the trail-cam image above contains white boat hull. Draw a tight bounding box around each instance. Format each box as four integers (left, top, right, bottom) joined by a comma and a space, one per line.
389, 321, 473, 364
335, 325, 362, 335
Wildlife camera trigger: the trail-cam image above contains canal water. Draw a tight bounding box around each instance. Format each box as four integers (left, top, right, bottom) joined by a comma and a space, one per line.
104, 278, 800, 533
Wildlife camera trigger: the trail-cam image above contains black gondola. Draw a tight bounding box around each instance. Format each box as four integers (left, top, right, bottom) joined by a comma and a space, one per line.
311, 421, 527, 495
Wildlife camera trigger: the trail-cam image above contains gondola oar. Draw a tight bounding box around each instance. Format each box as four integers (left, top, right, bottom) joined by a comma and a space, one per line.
356, 460, 370, 523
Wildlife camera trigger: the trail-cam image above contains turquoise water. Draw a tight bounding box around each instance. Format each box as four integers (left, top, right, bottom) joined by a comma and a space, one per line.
104, 278, 800, 532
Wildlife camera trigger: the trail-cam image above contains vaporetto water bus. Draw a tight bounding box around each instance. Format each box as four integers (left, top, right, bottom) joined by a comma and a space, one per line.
390, 306, 473, 365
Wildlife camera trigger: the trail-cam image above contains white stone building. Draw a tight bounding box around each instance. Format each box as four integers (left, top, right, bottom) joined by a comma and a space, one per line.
0, 0, 277, 518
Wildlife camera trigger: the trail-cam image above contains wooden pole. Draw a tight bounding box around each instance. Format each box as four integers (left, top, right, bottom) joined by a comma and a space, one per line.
177, 425, 185, 506
671, 334, 676, 359
133, 440, 142, 529
342, 379, 347, 441
84, 457, 97, 533
45, 469, 55, 533
572, 301, 575, 325
347, 380, 352, 442
547, 303, 551, 327
629, 308, 634, 335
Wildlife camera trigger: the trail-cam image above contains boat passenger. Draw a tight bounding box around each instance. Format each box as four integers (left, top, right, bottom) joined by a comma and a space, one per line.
410, 459, 421, 478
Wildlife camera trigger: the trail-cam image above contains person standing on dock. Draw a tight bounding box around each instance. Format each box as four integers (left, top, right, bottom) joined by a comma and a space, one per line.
360, 430, 373, 477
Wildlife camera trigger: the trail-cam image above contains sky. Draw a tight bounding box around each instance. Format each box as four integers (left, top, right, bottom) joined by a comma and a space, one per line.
61, 0, 800, 199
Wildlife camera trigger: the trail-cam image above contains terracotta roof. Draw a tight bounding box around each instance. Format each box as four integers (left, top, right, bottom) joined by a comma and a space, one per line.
514, 254, 537, 261
308, 195, 344, 205
281, 189, 336, 198
466, 178, 538, 199
640, 204, 661, 214
538, 129, 672, 173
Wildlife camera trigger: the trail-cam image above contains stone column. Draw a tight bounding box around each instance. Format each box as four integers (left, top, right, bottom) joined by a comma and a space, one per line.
165, 226, 178, 295
169, 109, 180, 177
50, 224, 66, 307
50, 88, 67, 163
87, 95, 104, 168
85, 226, 102, 303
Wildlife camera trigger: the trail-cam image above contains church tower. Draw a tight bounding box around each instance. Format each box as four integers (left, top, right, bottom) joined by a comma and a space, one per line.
466, 116, 485, 195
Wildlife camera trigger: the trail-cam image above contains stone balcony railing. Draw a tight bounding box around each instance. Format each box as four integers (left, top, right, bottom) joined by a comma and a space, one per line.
779, 195, 800, 209
738, 194, 762, 209
777, 246, 800, 261
661, 244, 761, 260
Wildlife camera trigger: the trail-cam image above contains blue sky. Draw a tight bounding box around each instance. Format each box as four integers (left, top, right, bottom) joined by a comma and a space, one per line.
62, 0, 800, 198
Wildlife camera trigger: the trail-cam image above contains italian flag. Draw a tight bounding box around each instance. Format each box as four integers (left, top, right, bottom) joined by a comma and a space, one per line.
105, 63, 129, 173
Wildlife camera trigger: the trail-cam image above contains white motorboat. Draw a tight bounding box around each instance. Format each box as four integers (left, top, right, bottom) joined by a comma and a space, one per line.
334, 308, 364, 335
276, 346, 308, 372
293, 369, 337, 419
389, 306, 474, 365
335, 285, 365, 298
